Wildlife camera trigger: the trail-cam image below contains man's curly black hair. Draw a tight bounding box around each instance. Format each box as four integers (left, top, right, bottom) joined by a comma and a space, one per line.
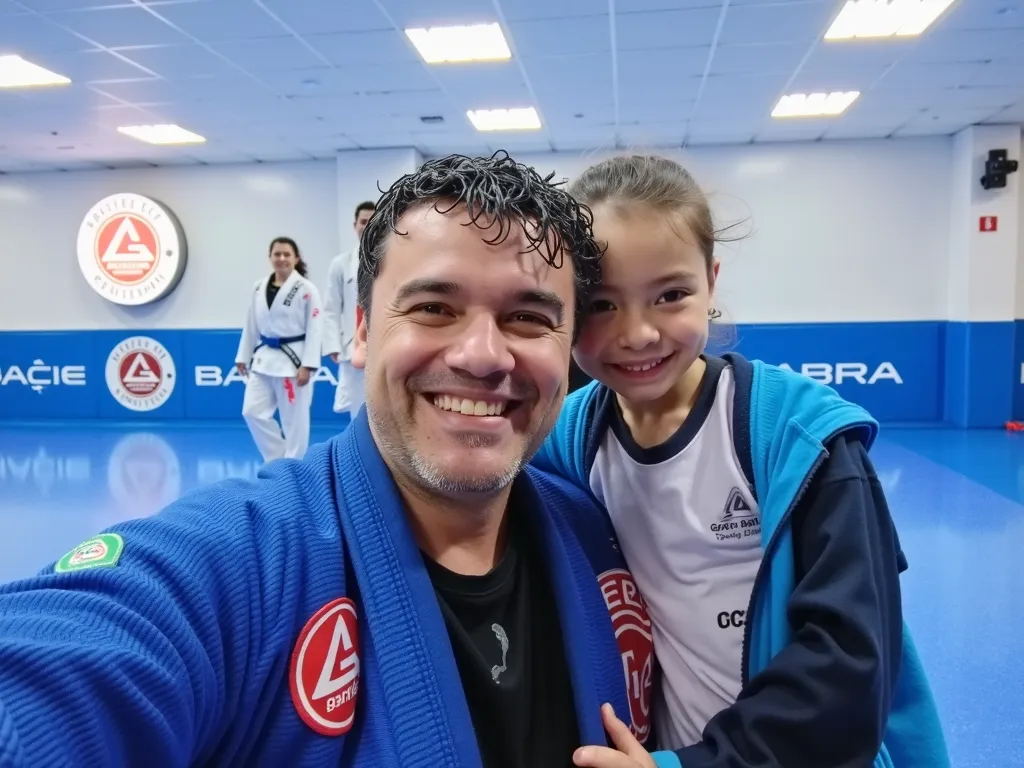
357, 151, 602, 340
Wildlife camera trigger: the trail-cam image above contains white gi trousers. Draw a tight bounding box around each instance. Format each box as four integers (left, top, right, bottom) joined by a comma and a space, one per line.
332, 361, 366, 418
242, 372, 314, 462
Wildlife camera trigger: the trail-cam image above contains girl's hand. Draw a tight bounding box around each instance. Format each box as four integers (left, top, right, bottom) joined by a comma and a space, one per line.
573, 704, 657, 768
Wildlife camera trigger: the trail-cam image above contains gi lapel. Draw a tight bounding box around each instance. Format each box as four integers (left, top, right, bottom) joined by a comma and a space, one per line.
528, 473, 631, 745
331, 412, 483, 768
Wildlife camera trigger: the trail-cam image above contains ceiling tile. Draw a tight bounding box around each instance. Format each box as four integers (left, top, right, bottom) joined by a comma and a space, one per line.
619, 97, 695, 122
207, 35, 326, 71
911, 27, 1024, 63
110, 43, 240, 79
431, 64, 530, 105
895, 106, 1005, 135
754, 118, 832, 141
822, 121, 903, 140
0, 11, 92, 53
932, 86, 1020, 110
523, 53, 613, 106
328, 63, 441, 94
967, 61, 1024, 88
618, 47, 710, 81
617, 0, 722, 10
548, 124, 617, 150
941, 0, 1024, 31
374, 0, 498, 29
14, 0, 134, 10
616, 8, 720, 48
506, 15, 610, 58
26, 48, 154, 81
717, 2, 836, 45
685, 121, 756, 145
618, 121, 684, 146
875, 61, 989, 90
86, 76, 186, 103
45, 6, 190, 48
482, 135, 553, 153
149, 0, 287, 42
258, 0, 392, 35
502, 0, 608, 21
305, 30, 420, 67
802, 39, 903, 80
981, 101, 1024, 123
710, 43, 803, 75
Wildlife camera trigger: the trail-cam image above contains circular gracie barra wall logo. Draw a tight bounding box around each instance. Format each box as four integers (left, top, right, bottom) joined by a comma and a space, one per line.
105, 336, 176, 412
76, 193, 187, 306
599, 569, 653, 744
290, 598, 361, 737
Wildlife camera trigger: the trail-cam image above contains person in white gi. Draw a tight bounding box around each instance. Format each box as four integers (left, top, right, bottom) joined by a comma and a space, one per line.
322, 201, 375, 418
235, 236, 324, 462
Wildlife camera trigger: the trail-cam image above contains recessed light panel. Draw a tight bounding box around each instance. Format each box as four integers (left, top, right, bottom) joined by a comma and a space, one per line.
772, 92, 861, 118
117, 125, 207, 145
0, 55, 70, 88
467, 108, 542, 131
825, 0, 958, 39
405, 23, 512, 63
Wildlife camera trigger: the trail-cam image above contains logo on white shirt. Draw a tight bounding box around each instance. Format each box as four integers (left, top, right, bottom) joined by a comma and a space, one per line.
709, 487, 760, 542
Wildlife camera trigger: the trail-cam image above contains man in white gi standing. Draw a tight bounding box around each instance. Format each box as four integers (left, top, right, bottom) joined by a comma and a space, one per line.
323, 200, 376, 418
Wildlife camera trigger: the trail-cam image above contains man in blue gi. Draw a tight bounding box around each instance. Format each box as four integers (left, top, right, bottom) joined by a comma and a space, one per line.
0, 152, 654, 768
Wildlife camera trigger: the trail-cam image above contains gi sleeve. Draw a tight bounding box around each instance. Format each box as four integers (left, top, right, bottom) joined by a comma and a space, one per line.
301, 282, 325, 370
321, 256, 345, 358
0, 482, 283, 767
654, 431, 906, 768
235, 282, 259, 365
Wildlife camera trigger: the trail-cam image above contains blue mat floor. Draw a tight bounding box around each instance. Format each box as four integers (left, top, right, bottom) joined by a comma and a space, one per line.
0, 420, 1019, 767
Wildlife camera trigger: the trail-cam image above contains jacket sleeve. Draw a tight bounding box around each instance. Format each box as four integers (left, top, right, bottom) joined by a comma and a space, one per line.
321, 256, 344, 358
301, 282, 325, 370
530, 382, 597, 490
0, 481, 288, 767
656, 432, 905, 768
235, 283, 259, 365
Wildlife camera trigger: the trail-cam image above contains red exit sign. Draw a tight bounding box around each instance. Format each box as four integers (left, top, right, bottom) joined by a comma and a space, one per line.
980, 216, 998, 232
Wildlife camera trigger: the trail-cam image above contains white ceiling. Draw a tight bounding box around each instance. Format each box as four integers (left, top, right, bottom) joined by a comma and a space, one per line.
0, 0, 1021, 172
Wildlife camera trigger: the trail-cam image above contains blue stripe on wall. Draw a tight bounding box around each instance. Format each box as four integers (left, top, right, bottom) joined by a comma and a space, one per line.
1014, 320, 1024, 422
943, 321, 1017, 427
0, 321, 1017, 426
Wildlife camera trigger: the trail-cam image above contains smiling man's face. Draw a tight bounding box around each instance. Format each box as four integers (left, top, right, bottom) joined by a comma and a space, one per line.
352, 201, 575, 499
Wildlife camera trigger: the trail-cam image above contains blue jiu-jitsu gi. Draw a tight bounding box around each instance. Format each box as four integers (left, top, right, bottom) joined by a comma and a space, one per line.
0, 412, 654, 767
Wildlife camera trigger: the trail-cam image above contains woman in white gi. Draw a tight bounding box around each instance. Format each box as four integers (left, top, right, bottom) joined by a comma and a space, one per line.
235, 237, 324, 462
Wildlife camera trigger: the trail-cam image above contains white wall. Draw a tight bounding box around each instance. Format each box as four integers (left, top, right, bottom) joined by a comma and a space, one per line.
336, 148, 423, 254
1, 138, 955, 330
516, 138, 954, 324
0, 160, 338, 331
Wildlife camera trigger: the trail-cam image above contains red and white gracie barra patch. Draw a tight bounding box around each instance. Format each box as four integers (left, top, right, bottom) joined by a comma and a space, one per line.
598, 569, 653, 744
290, 598, 360, 737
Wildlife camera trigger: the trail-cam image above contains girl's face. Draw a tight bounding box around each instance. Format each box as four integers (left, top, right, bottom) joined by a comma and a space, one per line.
270, 241, 298, 276
573, 205, 717, 406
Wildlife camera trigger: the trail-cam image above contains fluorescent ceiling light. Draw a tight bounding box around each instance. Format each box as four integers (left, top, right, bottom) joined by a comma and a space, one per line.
825, 0, 958, 39
467, 107, 541, 132
772, 91, 861, 118
0, 55, 71, 88
405, 23, 511, 63
117, 124, 206, 145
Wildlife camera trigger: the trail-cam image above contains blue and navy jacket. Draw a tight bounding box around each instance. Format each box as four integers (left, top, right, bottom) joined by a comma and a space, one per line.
0, 411, 652, 767
534, 352, 950, 768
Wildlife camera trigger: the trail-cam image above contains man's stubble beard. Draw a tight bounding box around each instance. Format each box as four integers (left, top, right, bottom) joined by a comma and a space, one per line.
368, 406, 527, 495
